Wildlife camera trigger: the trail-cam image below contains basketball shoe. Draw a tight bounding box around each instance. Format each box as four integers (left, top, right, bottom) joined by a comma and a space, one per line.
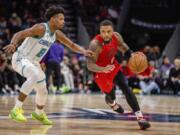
9, 107, 27, 122
137, 116, 151, 130
31, 111, 53, 125
108, 101, 124, 114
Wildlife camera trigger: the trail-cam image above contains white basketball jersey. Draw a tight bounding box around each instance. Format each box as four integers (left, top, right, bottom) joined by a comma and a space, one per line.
17, 23, 56, 62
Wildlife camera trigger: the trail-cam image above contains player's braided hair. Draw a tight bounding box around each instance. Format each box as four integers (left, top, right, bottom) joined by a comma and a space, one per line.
45, 5, 64, 20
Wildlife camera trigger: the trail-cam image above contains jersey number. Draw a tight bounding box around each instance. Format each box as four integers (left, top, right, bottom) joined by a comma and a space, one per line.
36, 48, 47, 57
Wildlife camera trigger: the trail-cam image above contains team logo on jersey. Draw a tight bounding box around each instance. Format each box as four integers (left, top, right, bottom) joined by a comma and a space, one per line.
39, 39, 52, 47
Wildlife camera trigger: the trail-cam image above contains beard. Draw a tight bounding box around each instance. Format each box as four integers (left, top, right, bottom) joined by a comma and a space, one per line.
103, 38, 112, 44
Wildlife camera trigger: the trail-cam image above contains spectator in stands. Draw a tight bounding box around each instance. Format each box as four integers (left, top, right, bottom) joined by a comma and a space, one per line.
143, 45, 162, 67
4, 53, 20, 94
153, 46, 161, 67
0, 51, 7, 94
168, 58, 180, 95
0, 17, 10, 47
159, 56, 174, 89
70, 56, 85, 92
9, 13, 22, 34
143, 45, 151, 58
138, 61, 160, 94
0, 51, 15, 94
99, 6, 109, 20
153, 46, 161, 60
41, 42, 64, 93
148, 47, 157, 61
21, 10, 36, 29
61, 56, 75, 92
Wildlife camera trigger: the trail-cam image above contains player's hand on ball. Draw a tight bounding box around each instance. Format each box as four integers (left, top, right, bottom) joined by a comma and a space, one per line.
3, 44, 16, 53
103, 64, 115, 73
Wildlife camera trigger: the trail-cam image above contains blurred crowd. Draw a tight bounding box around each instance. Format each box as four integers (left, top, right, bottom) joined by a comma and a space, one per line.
120, 46, 180, 95
1, 42, 180, 95
0, 0, 180, 95
73, 0, 122, 37
0, 0, 45, 50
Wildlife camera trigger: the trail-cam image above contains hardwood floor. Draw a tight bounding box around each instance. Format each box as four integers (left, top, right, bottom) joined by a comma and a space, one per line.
0, 94, 180, 135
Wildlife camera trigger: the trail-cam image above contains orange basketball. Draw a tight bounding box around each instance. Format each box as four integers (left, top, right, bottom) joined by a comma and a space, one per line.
128, 52, 148, 74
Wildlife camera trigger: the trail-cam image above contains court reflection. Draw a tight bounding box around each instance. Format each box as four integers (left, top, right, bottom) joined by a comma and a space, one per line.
30, 125, 52, 135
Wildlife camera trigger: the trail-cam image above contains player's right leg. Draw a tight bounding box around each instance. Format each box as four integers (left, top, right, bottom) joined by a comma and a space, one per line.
105, 89, 124, 114
9, 92, 27, 122
9, 53, 40, 122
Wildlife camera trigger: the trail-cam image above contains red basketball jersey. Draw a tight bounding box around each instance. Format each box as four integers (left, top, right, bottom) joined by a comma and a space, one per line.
94, 34, 122, 93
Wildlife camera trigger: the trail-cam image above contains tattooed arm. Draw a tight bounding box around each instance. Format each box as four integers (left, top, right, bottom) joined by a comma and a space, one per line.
87, 40, 115, 73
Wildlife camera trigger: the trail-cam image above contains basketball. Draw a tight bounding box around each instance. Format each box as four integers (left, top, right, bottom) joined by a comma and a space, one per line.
128, 52, 148, 74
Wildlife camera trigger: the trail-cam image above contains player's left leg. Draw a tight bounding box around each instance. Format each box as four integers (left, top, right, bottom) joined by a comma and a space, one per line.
105, 89, 124, 114
114, 71, 150, 130
31, 65, 52, 125
31, 82, 52, 125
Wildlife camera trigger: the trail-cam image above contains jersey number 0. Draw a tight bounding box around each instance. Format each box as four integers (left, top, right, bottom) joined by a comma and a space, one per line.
36, 48, 47, 57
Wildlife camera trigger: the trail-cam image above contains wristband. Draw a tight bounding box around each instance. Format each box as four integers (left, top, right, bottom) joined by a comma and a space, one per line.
124, 49, 133, 60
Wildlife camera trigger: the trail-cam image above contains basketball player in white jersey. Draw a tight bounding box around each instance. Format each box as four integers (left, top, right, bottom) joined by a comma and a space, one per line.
3, 6, 94, 125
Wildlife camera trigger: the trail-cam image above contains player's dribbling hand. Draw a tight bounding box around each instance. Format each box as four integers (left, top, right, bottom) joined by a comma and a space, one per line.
103, 64, 115, 73
3, 44, 16, 53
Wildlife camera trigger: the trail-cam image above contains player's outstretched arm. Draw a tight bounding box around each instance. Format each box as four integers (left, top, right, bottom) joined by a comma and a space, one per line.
3, 24, 45, 53
87, 40, 115, 73
56, 30, 94, 57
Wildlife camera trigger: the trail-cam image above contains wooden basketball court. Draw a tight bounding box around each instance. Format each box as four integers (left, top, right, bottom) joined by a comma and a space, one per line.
0, 94, 180, 135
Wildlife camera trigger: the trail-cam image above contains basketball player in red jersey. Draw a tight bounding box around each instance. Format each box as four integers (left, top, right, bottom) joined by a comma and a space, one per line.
87, 20, 150, 130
